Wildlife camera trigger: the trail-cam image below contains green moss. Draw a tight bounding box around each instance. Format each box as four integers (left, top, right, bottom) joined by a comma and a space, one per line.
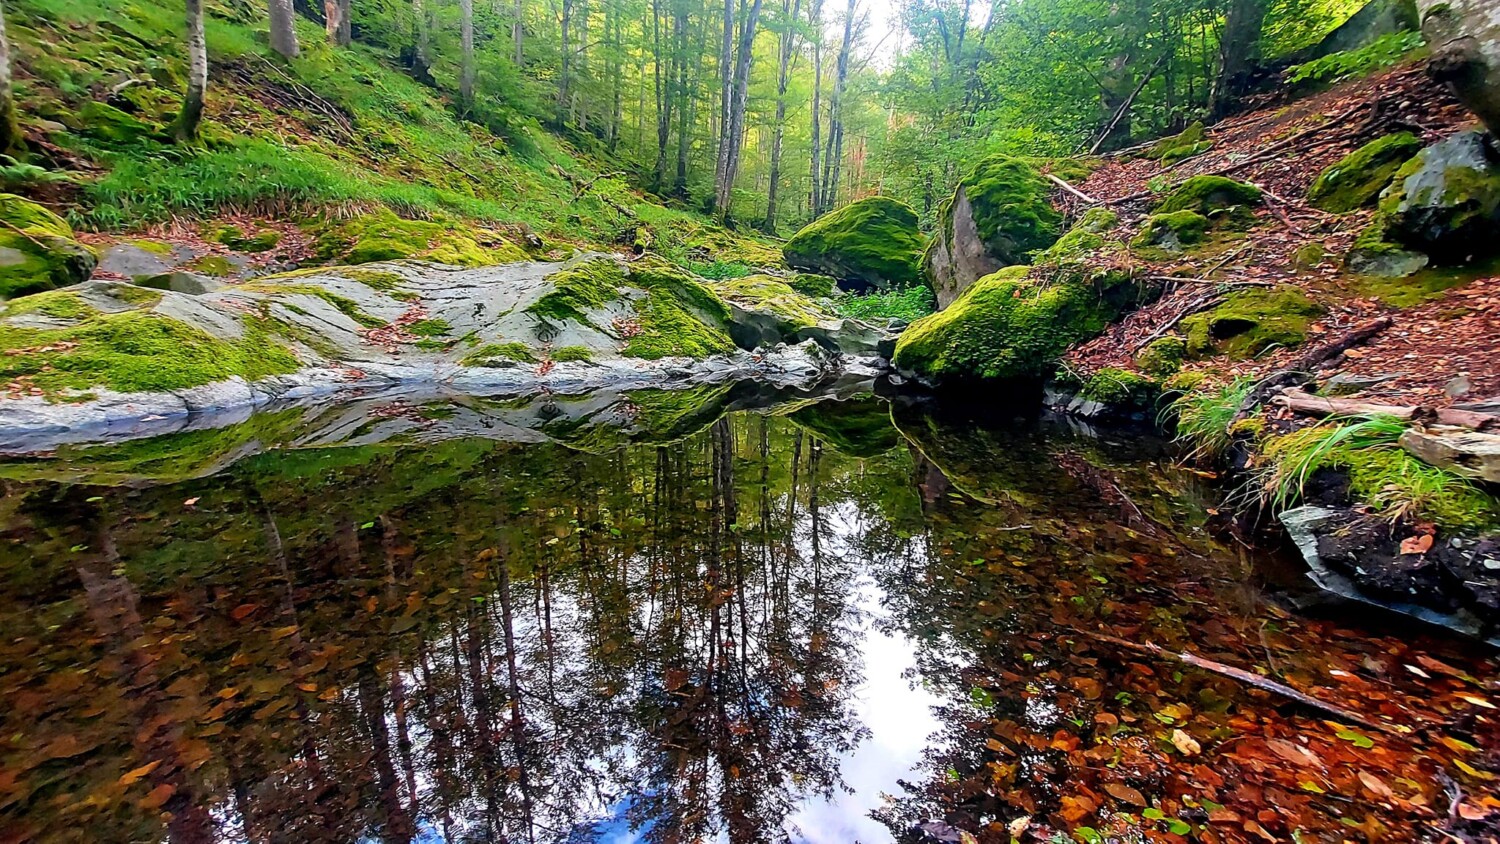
1080, 367, 1160, 408
0, 194, 98, 300
598, 259, 736, 360
340, 268, 406, 292
315, 210, 526, 267
712, 274, 830, 329
1135, 336, 1186, 377
789, 396, 900, 458
76, 100, 156, 144
3, 289, 97, 321
1147, 122, 1212, 163
244, 282, 386, 328
1378, 133, 1500, 262
407, 317, 451, 337
1132, 210, 1210, 253
1182, 286, 1323, 359
1154, 176, 1263, 216
782, 196, 927, 288
1038, 208, 1118, 262
893, 267, 1135, 381
126, 238, 174, 256
1308, 132, 1423, 212
955, 155, 1063, 265
527, 258, 626, 327
551, 345, 594, 362
212, 225, 282, 253
789, 273, 837, 298
187, 255, 235, 277
461, 342, 537, 366
0, 305, 299, 396
1344, 215, 1430, 277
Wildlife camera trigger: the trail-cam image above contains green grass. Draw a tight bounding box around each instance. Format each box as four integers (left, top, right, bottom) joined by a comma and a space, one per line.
833, 286, 936, 322
1257, 416, 1497, 529
1168, 377, 1253, 461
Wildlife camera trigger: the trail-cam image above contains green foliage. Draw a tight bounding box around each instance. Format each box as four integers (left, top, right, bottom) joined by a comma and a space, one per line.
1307, 132, 1423, 212
686, 260, 755, 280
789, 397, 900, 458
1286, 31, 1426, 86
1169, 378, 1254, 461
1182, 286, 1323, 359
783, 197, 927, 288
1259, 416, 1497, 528
833, 286, 936, 322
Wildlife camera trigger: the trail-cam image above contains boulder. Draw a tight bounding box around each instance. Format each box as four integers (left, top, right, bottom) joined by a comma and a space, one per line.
0, 194, 98, 300
1154, 175, 1262, 216
782, 196, 926, 291
1181, 286, 1323, 359
1308, 132, 1423, 212
1299, 0, 1419, 61
924, 156, 1061, 308
710, 274, 894, 357
1132, 210, 1210, 253
1380, 130, 1500, 262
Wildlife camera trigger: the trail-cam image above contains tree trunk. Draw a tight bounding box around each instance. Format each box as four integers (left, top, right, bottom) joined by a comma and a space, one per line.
513, 0, 524, 65
1419, 0, 1500, 135
711, 0, 736, 204
652, 0, 673, 189
270, 0, 300, 58
763, 0, 801, 232
412, 0, 431, 78
559, 0, 572, 126
820, 0, 853, 213
459, 0, 475, 113
175, 0, 208, 143
672, 7, 693, 197
0, 3, 18, 154
713, 0, 764, 219
808, 0, 823, 216
325, 0, 352, 46
1210, 0, 1267, 118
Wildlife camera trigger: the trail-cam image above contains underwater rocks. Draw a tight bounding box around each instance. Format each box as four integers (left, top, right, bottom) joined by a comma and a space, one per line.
0, 194, 98, 300
0, 255, 895, 450
925, 156, 1061, 308
782, 196, 927, 291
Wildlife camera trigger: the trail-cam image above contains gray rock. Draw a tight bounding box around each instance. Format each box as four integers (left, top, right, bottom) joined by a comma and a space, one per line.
1344, 241, 1430, 277
927, 191, 1006, 308
1382, 130, 1500, 262
136, 271, 224, 295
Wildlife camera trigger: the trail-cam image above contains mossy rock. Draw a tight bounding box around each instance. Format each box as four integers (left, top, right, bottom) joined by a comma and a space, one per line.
1344, 216, 1430, 277
315, 210, 528, 267
0, 194, 98, 300
789, 273, 837, 298
712, 274, 831, 330
1132, 210, 1210, 253
461, 342, 537, 366
1155, 175, 1263, 217
782, 196, 927, 289
1135, 336, 1187, 377
1080, 367, 1161, 409
1378, 130, 1500, 263
893, 265, 1139, 381
789, 396, 900, 458
1182, 286, 1323, 359
1149, 123, 1214, 164
1307, 132, 1423, 212
187, 255, 236, 277
621, 258, 736, 360
76, 100, 157, 144
1037, 207, 1118, 262
956, 155, 1062, 264
212, 225, 282, 253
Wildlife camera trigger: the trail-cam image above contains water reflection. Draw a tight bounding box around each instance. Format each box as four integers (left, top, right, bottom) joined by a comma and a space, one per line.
0, 393, 1494, 844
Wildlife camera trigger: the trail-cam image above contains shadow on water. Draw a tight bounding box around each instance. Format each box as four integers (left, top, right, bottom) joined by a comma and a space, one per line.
0, 388, 1495, 843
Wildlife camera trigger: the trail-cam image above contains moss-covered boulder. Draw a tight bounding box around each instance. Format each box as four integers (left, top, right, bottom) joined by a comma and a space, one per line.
1344, 218, 1430, 277
782, 197, 926, 291
1308, 132, 1423, 212
893, 265, 1139, 381
1132, 210, 1210, 253
76, 101, 157, 144
0, 194, 99, 300
1135, 336, 1187, 377
1080, 367, 1161, 411
1037, 207, 1119, 262
314, 210, 529, 266
925, 156, 1062, 308
1155, 175, 1263, 217
1182, 285, 1323, 359
1147, 122, 1214, 164
1379, 130, 1500, 262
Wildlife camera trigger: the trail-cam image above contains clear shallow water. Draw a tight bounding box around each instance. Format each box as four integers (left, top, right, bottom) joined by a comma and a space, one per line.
0, 392, 1495, 844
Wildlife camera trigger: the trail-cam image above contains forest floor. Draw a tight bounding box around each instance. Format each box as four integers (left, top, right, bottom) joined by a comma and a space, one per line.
1060, 62, 1497, 413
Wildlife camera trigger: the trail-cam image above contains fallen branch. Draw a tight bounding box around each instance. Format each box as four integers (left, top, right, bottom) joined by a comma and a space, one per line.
1143, 275, 1273, 287
1274, 389, 1499, 432
1133, 293, 1225, 351
1084, 631, 1399, 734
1234, 317, 1393, 420
1047, 174, 1099, 204
1088, 54, 1166, 155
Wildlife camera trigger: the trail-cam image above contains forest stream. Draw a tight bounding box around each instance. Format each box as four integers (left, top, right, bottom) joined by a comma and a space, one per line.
0, 391, 1495, 844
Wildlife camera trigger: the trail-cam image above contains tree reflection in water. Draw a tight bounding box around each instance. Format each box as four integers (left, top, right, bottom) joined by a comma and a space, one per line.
0, 393, 1496, 844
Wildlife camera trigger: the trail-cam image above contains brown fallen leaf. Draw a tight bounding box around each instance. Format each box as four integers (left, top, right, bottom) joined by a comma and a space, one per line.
1103, 782, 1147, 806
1266, 737, 1324, 769
139, 783, 176, 810
118, 760, 162, 786
1399, 534, 1433, 555
1358, 770, 1394, 800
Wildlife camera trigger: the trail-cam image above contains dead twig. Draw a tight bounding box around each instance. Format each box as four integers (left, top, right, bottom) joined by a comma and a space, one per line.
1046, 173, 1099, 204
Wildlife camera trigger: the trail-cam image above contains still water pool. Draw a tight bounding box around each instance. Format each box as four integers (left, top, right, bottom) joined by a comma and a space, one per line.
0, 388, 1494, 843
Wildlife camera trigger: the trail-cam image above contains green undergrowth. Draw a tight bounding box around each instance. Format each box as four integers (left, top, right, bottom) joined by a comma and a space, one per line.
0, 295, 300, 395
1258, 416, 1497, 530
1287, 30, 1425, 87
1169, 378, 1254, 461
834, 286, 936, 322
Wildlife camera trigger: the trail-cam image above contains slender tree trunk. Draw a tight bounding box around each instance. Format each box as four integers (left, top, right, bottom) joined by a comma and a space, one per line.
607, 0, 622, 149
574, 0, 589, 129
1209, 0, 1267, 118
559, 0, 573, 126
412, 0, 432, 78
0, 4, 18, 154
460, 0, 475, 113
820, 0, 853, 213
270, 0, 300, 58
652, 0, 673, 189
763, 0, 801, 231
325, 0, 352, 46
513, 0, 523, 64
712, 0, 736, 198
175, 0, 208, 143
713, 0, 764, 219
673, 7, 693, 196
808, 0, 823, 216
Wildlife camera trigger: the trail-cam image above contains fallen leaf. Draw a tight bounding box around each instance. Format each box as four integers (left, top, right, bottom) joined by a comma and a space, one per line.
139, 783, 176, 810
1007, 815, 1031, 840
1399, 534, 1433, 555
1358, 770, 1394, 799
183, 497, 200, 507
118, 760, 162, 786
1171, 729, 1201, 756
1104, 782, 1147, 806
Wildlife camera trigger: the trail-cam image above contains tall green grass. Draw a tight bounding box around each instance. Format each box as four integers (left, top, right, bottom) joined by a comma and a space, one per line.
1168, 377, 1253, 461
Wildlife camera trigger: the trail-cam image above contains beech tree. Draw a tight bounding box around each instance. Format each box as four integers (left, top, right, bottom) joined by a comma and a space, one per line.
325, 0, 352, 47
763, 0, 802, 231
711, 0, 765, 218
1419, 0, 1500, 134
175, 0, 208, 142
269, 0, 299, 59
460, 0, 475, 112
0, 2, 17, 154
